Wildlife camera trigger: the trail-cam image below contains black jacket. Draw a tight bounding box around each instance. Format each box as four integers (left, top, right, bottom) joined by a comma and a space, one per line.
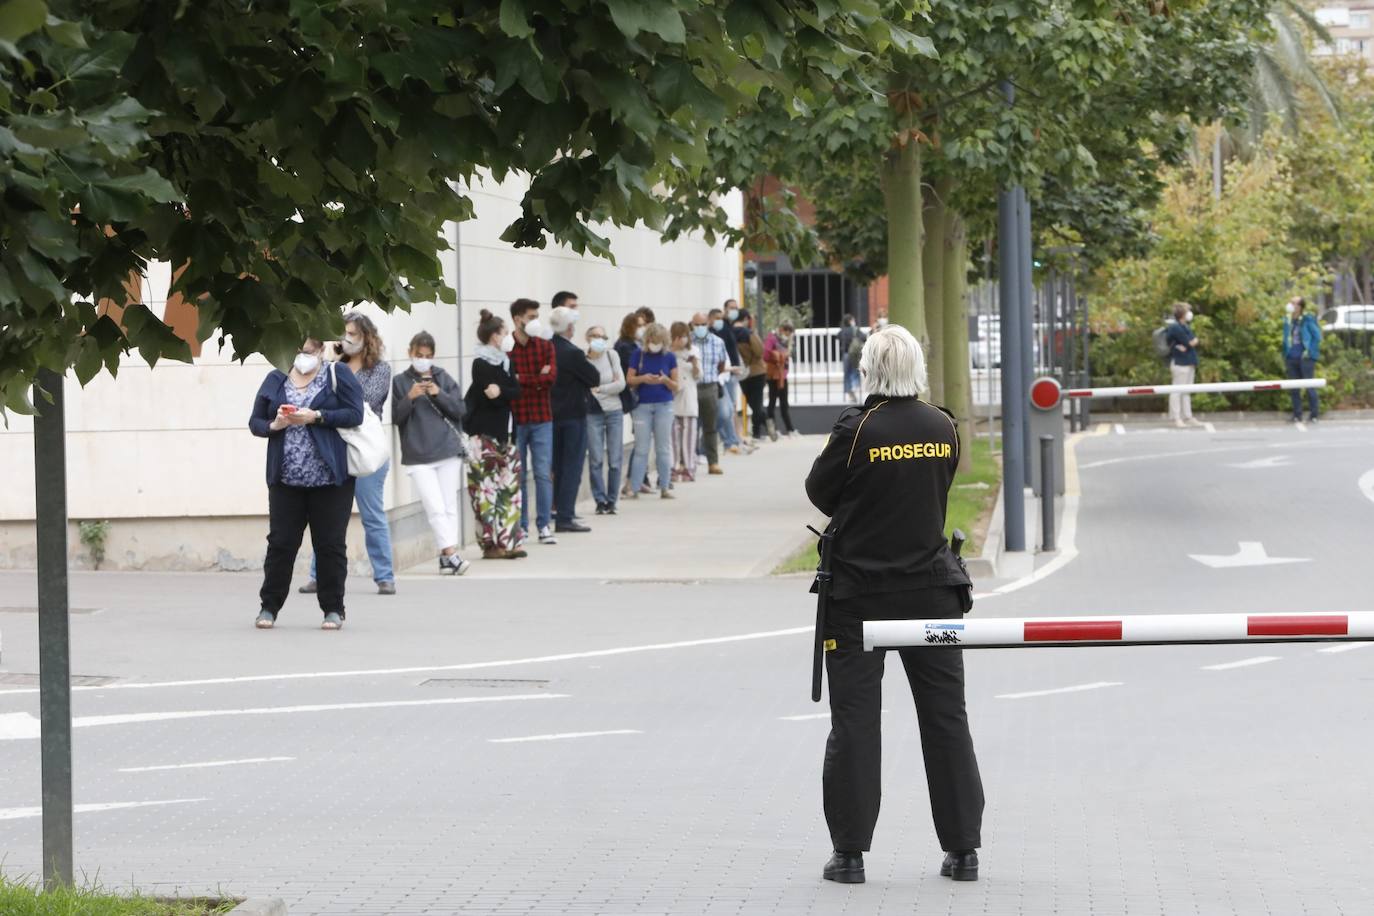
805, 395, 970, 600
713, 323, 741, 366
464, 358, 520, 444
551, 334, 601, 420
391, 366, 465, 465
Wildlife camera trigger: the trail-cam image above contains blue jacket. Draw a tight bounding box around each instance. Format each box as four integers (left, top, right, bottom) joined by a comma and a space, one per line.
1166, 321, 1198, 366
1283, 313, 1321, 361
249, 365, 365, 486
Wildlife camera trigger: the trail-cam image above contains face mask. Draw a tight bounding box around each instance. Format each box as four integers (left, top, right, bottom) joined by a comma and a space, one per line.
726, 309, 739, 321
589, 338, 608, 353
1285, 302, 1296, 315
712, 319, 724, 332
692, 325, 708, 339
500, 334, 515, 353
1185, 312, 1194, 323
523, 318, 544, 339
648, 343, 663, 354
569, 310, 581, 324
635, 326, 646, 341
876, 317, 889, 328
341, 336, 363, 356
411, 357, 433, 374
293, 352, 320, 375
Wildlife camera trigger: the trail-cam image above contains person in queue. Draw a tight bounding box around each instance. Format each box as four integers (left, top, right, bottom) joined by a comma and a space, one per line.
763, 319, 798, 439
585, 323, 627, 515
615, 310, 656, 496
625, 322, 679, 500
804, 324, 983, 886
391, 331, 471, 576
509, 298, 559, 545
463, 310, 526, 560
301, 312, 396, 597
669, 320, 702, 483
709, 304, 750, 455
549, 301, 601, 532
249, 336, 364, 631
691, 311, 729, 475
734, 309, 769, 443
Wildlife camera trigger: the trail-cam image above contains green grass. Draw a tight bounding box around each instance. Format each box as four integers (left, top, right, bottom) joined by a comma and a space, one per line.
0, 878, 239, 916
773, 439, 1002, 575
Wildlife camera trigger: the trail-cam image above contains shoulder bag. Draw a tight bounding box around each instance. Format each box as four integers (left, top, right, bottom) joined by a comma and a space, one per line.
331, 362, 390, 476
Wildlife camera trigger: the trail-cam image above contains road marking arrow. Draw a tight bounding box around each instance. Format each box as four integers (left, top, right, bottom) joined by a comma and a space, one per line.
1188, 542, 1311, 569
1227, 455, 1293, 469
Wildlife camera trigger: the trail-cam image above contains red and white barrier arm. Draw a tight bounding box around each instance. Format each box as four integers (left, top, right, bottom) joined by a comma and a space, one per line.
863, 612, 1374, 650
1061, 378, 1325, 400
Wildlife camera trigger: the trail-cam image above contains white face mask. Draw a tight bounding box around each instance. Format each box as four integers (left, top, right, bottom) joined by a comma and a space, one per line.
500, 334, 515, 353
293, 352, 320, 375
1285, 302, 1296, 315
411, 357, 433, 374
876, 317, 889, 328
341, 336, 363, 356
647, 343, 663, 354
635, 326, 646, 341
1185, 312, 1194, 323
726, 309, 739, 321
589, 338, 609, 353
712, 319, 724, 331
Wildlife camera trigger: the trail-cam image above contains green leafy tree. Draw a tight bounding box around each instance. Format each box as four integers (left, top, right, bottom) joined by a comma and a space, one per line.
1, 0, 907, 410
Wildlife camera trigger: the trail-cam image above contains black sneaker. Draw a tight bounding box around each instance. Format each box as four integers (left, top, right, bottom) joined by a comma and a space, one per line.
594, 503, 607, 515
605, 502, 617, 515
822, 851, 865, 884
940, 850, 979, 881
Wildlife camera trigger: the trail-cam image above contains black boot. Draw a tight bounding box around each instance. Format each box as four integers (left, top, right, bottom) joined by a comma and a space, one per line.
822, 850, 865, 884
940, 849, 979, 881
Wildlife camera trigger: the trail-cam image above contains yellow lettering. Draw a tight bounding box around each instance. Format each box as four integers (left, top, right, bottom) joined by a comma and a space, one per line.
943, 443, 952, 458
898, 443, 911, 459
868, 447, 881, 463
879, 446, 893, 461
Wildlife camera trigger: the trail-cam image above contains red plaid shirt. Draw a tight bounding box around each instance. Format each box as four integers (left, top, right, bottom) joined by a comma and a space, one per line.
510, 335, 557, 425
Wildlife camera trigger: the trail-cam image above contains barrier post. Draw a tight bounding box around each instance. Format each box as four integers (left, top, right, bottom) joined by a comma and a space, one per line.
1040, 435, 1056, 551
1027, 377, 1065, 497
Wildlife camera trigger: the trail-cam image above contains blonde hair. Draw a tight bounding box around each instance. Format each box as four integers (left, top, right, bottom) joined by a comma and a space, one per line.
860, 324, 928, 398
641, 322, 671, 350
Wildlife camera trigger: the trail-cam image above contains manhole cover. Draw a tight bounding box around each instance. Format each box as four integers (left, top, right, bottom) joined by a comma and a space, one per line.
0, 673, 119, 687
420, 678, 550, 689
0, 607, 100, 614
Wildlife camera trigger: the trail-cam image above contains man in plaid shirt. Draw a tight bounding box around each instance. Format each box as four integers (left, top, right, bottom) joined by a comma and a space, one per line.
509, 298, 559, 545
691, 311, 729, 475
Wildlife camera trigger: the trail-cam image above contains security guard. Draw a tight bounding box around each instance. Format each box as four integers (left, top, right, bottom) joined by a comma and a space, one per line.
804, 323, 984, 885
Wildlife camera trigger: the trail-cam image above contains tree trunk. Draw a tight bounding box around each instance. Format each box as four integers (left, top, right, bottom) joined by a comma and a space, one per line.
882, 141, 925, 346
943, 207, 973, 471
922, 179, 947, 403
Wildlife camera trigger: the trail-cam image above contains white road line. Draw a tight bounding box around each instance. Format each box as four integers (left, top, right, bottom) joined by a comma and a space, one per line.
0, 627, 811, 698
1202, 656, 1280, 671
1359, 469, 1374, 505
489, 730, 641, 744
1113, 423, 1125, 435
995, 681, 1122, 700
985, 429, 1086, 598
1203, 422, 1216, 433
0, 694, 566, 741
117, 757, 295, 773
1318, 643, 1372, 655
0, 799, 206, 821
779, 713, 830, 721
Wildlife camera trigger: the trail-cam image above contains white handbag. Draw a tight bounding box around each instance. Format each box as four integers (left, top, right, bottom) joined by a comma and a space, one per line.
330, 363, 390, 477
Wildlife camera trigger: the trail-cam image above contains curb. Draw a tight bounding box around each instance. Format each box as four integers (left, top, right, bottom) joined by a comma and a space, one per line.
230, 900, 287, 916
965, 482, 1003, 581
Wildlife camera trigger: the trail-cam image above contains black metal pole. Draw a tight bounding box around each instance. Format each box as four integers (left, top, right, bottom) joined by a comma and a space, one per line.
1040, 434, 1056, 552
997, 96, 1025, 552
33, 368, 74, 888
1017, 187, 1035, 478
1081, 293, 1092, 428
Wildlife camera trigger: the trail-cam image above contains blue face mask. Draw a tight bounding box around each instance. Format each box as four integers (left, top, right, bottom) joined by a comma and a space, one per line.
712, 319, 724, 332
589, 338, 609, 353
692, 325, 708, 339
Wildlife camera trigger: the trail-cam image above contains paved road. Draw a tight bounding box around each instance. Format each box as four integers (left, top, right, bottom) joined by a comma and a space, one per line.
1, 418, 1372, 915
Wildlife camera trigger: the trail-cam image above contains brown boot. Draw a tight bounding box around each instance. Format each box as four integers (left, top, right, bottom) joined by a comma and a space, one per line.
708, 464, 724, 475
482, 546, 507, 560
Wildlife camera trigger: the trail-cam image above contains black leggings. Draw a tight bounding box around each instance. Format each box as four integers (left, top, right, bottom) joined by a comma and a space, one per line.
767, 379, 794, 433
260, 480, 355, 617
740, 375, 767, 438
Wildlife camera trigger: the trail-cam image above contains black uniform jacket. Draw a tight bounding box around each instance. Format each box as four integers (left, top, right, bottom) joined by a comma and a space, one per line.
551, 334, 602, 420
805, 394, 971, 601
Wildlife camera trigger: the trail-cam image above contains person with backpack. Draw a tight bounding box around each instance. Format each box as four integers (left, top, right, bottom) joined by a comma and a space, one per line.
837, 314, 866, 403
1283, 297, 1322, 423
1164, 302, 1201, 428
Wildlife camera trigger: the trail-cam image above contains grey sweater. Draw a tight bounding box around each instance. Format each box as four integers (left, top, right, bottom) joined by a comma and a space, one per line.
391, 366, 466, 465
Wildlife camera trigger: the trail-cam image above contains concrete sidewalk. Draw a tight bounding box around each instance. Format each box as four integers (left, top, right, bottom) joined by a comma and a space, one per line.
402, 435, 827, 581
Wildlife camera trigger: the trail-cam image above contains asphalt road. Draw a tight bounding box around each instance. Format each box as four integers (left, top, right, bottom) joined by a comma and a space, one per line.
0, 417, 1372, 915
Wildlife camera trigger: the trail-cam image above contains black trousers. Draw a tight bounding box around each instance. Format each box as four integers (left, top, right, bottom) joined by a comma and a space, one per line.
260, 480, 355, 617
767, 379, 794, 433
551, 416, 588, 524
824, 588, 984, 853
740, 375, 767, 438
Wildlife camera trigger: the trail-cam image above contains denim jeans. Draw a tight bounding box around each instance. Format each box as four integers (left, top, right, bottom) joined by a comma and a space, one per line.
716, 379, 741, 447
1286, 356, 1319, 419
516, 421, 554, 533
586, 409, 624, 506
552, 416, 588, 525
310, 459, 394, 584
629, 401, 674, 494
844, 365, 861, 397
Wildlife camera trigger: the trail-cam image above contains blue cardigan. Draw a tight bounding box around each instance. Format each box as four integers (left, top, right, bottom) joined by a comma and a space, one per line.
249, 365, 365, 486
1283, 314, 1321, 361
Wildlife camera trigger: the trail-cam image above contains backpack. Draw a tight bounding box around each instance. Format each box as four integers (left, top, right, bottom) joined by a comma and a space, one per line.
1152, 326, 1171, 361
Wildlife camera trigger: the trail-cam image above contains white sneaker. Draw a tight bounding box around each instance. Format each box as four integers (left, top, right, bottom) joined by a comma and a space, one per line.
538, 526, 558, 545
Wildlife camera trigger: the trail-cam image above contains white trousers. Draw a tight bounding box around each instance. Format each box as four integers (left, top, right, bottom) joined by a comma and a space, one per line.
1169, 363, 1195, 421
406, 456, 463, 551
